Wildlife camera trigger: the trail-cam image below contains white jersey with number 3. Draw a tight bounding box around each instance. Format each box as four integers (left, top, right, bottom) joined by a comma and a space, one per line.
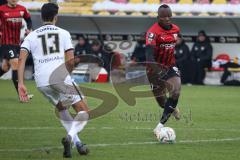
21, 24, 74, 87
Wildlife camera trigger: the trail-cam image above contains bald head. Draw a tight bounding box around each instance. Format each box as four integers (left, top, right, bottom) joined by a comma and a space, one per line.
157, 4, 172, 30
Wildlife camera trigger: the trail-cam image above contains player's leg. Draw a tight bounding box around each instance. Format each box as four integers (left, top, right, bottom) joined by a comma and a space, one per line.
149, 76, 168, 134
151, 82, 167, 108
160, 76, 181, 124
9, 58, 18, 93
148, 71, 167, 108
62, 99, 89, 157
0, 59, 10, 76
56, 82, 89, 157
0, 46, 11, 76
56, 104, 82, 146
38, 85, 83, 157
72, 100, 89, 155
7, 46, 20, 94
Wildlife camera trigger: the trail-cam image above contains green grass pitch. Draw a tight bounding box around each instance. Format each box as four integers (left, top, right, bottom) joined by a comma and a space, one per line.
0, 80, 240, 160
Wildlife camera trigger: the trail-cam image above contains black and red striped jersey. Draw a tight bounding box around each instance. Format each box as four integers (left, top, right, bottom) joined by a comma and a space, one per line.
0, 4, 30, 45
146, 22, 180, 68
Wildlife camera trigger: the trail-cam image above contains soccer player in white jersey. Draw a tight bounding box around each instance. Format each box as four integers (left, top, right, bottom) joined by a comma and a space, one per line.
18, 3, 89, 158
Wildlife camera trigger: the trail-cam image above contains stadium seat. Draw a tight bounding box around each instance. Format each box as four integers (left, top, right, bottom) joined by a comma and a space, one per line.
59, 7, 78, 14
58, 2, 84, 7
228, 0, 240, 4
131, 12, 144, 16
198, 12, 210, 16
33, 0, 48, 2
178, 0, 193, 4
160, 0, 177, 3
147, 12, 158, 17
129, 0, 144, 3
194, 0, 211, 4
98, 11, 111, 15
212, 0, 227, 4
114, 11, 127, 16
147, 0, 160, 4
113, 0, 128, 3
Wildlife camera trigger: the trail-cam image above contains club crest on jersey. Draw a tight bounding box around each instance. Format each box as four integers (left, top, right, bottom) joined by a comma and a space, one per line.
173, 34, 178, 40
147, 32, 155, 43
20, 11, 24, 17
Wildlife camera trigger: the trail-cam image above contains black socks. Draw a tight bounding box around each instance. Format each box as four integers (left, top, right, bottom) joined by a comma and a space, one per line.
160, 98, 178, 124
12, 70, 18, 94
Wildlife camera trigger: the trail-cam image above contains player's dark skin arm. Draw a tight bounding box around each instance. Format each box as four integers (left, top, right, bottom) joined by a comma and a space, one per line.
146, 45, 168, 76
24, 17, 32, 30
146, 45, 155, 63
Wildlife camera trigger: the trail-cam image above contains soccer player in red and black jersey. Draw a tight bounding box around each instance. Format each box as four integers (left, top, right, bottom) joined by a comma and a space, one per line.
145, 4, 181, 134
0, 0, 32, 97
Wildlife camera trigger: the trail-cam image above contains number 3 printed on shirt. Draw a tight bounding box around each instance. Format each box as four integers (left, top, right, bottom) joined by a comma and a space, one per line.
9, 50, 14, 58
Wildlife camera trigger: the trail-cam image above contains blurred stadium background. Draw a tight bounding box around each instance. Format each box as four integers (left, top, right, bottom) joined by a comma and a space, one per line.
0, 0, 239, 85
4, 0, 236, 85
0, 1, 240, 160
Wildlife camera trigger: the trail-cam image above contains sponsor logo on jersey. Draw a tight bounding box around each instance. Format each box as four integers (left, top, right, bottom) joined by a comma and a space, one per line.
6, 18, 22, 23
4, 13, 9, 16
38, 56, 64, 64
147, 32, 155, 43
159, 43, 175, 49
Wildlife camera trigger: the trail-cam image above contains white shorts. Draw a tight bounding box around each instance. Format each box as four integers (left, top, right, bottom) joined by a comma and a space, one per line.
38, 82, 84, 106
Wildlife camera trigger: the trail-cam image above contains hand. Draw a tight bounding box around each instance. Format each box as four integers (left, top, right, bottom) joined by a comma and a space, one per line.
147, 63, 168, 78
25, 29, 32, 36
130, 60, 137, 66
18, 83, 29, 102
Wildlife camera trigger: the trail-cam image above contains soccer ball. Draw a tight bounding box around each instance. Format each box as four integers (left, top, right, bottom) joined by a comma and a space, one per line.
155, 127, 176, 144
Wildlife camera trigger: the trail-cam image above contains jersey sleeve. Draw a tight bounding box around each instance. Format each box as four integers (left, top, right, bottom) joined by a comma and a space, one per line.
0, 10, 3, 35
146, 27, 157, 46
23, 7, 31, 19
21, 35, 31, 54
64, 31, 74, 52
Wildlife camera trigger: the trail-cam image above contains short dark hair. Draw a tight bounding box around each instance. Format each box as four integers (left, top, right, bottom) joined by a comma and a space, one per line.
159, 4, 170, 9
41, 3, 59, 22
158, 4, 171, 16
92, 39, 101, 46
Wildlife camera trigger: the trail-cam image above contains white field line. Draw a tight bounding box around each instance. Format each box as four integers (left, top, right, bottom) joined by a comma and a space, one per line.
0, 137, 240, 152
1, 126, 240, 132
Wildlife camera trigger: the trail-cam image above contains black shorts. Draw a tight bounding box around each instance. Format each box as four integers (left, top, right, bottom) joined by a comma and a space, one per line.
162, 66, 180, 81
0, 45, 20, 60
147, 66, 180, 86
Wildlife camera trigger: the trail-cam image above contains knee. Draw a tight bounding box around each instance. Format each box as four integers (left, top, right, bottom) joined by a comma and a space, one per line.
56, 102, 67, 111
170, 87, 181, 100
10, 59, 18, 70
2, 63, 9, 72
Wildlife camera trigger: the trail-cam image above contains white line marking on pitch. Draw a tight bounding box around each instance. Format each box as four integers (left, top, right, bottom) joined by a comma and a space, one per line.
1, 127, 240, 132
0, 137, 240, 152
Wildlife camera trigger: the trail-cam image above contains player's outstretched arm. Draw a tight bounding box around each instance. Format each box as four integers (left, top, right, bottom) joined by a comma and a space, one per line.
18, 50, 29, 102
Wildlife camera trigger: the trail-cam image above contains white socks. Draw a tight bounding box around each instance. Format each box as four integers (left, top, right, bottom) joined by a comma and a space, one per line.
59, 109, 82, 145
68, 111, 88, 139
